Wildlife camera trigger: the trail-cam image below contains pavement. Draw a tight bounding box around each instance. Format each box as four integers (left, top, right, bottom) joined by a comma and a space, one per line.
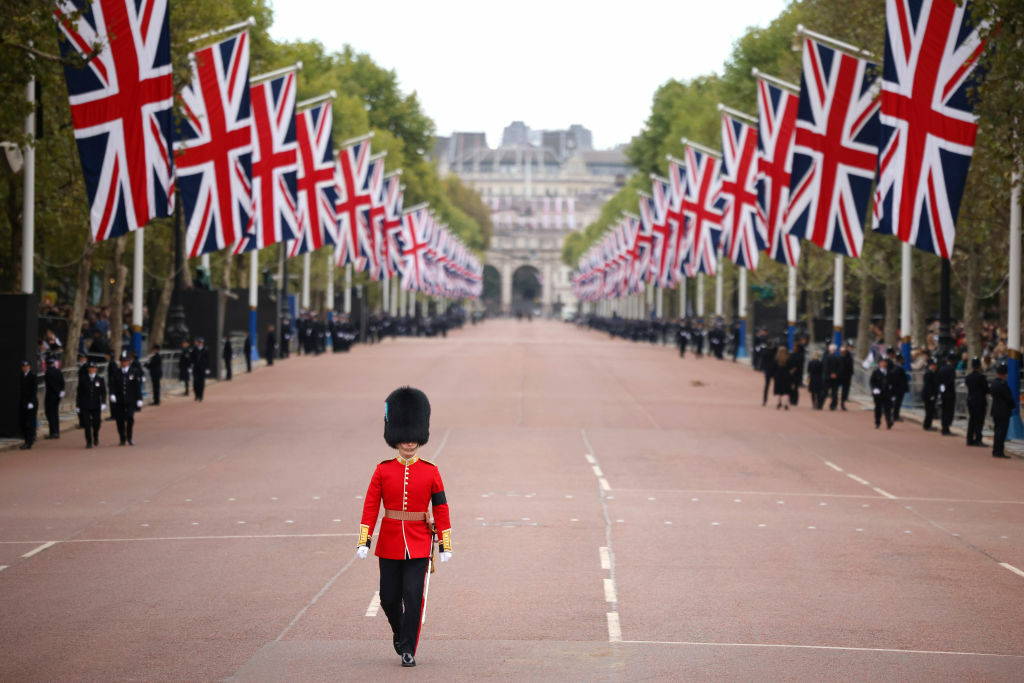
1, 319, 1022, 681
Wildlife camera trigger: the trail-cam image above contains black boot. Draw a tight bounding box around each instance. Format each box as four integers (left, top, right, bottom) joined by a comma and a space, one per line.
401, 653, 416, 667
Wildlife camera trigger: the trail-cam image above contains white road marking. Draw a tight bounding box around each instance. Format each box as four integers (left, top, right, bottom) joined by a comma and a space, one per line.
599, 547, 610, 570
664, 521, 672, 525
21, 541, 58, 559
824, 461, 844, 473
599, 478, 611, 491
584, 454, 596, 465
607, 612, 622, 642
365, 591, 381, 617
0, 565, 8, 572
847, 473, 871, 486
591, 465, 604, 477
873, 486, 898, 499
604, 578, 617, 603
619, 640, 1024, 657
1000, 562, 1024, 579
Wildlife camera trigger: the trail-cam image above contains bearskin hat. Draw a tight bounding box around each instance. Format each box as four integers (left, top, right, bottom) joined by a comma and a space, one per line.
384, 386, 430, 448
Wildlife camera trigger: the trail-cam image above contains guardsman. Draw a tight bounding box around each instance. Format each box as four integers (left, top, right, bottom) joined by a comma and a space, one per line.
889, 354, 909, 422
145, 344, 163, 406
989, 362, 1015, 458
921, 357, 939, 431
43, 356, 65, 439
76, 361, 106, 448
870, 355, 894, 429
964, 357, 989, 447
192, 338, 209, 401
356, 387, 453, 668
936, 351, 958, 435
19, 360, 38, 450
111, 351, 142, 446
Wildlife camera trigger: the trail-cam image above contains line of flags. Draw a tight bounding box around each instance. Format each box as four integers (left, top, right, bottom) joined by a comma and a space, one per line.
573, 0, 986, 304
54, 0, 482, 301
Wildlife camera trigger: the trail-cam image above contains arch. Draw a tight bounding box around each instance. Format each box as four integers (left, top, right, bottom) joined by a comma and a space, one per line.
512, 264, 542, 315
482, 264, 502, 315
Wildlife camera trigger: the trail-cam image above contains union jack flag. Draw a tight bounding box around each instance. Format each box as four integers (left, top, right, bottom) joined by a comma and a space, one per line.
719, 113, 765, 270
633, 199, 654, 293
381, 174, 405, 278
667, 159, 691, 284
648, 176, 677, 288
360, 154, 387, 279
755, 78, 801, 267
55, 0, 174, 242
289, 101, 338, 257
235, 72, 298, 254
400, 206, 431, 292
873, 0, 986, 259
680, 145, 724, 277
335, 136, 374, 269
174, 32, 252, 258
785, 38, 880, 258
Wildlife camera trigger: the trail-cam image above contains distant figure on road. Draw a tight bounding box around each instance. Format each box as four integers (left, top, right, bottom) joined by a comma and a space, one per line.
264, 325, 276, 366
989, 362, 1015, 459
823, 344, 841, 410
44, 356, 65, 439
110, 351, 142, 446
920, 356, 939, 431
179, 340, 192, 396
192, 338, 209, 402
760, 340, 775, 406
19, 359, 38, 450
889, 354, 909, 422
76, 361, 105, 449
356, 387, 453, 668
222, 337, 233, 381
145, 345, 162, 406
243, 334, 252, 373
806, 351, 824, 410
964, 357, 989, 447
871, 356, 894, 430
838, 344, 854, 410
936, 352, 957, 435
773, 346, 791, 410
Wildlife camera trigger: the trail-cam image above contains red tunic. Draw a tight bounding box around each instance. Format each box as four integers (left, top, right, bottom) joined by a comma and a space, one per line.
359, 455, 452, 560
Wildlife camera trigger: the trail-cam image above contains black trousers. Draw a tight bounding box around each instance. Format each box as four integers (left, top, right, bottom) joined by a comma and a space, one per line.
840, 380, 851, 406
45, 396, 60, 436
245, 355, 252, 372
181, 372, 190, 395
892, 392, 904, 421
992, 416, 1009, 456
966, 403, 986, 444
762, 375, 772, 404
827, 382, 840, 409
224, 360, 232, 380
80, 409, 100, 445
379, 557, 430, 656
194, 375, 206, 400
151, 376, 161, 405
874, 395, 892, 427
940, 394, 956, 432
114, 404, 134, 443
923, 399, 936, 430
20, 408, 36, 446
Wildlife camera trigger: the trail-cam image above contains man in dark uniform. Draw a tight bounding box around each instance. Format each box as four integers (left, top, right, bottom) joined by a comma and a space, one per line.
110, 352, 142, 446
43, 356, 65, 439
838, 344, 854, 410
989, 362, 1015, 458
789, 342, 806, 407
936, 352, 958, 435
889, 353, 909, 422
921, 357, 939, 431
19, 360, 38, 450
179, 340, 192, 396
105, 352, 118, 421
677, 320, 690, 359
693, 321, 705, 358
192, 338, 209, 401
76, 361, 106, 448
265, 325, 276, 366
964, 357, 989, 447
145, 345, 162, 406
870, 356, 894, 429
357, 387, 453, 668
280, 318, 292, 358
222, 336, 233, 381
243, 334, 253, 373
760, 340, 776, 406
822, 344, 841, 410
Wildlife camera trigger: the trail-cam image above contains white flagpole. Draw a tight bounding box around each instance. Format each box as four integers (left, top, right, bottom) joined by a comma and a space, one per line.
398, 279, 406, 317
22, 69, 35, 295
391, 276, 399, 315
787, 266, 798, 351
679, 277, 687, 318
833, 254, 844, 350
900, 242, 912, 369
132, 229, 144, 356
249, 250, 259, 361
301, 251, 311, 309
382, 273, 390, 315
656, 286, 664, 320
714, 254, 724, 317
344, 263, 352, 314
697, 274, 705, 317
737, 267, 748, 359
326, 247, 335, 319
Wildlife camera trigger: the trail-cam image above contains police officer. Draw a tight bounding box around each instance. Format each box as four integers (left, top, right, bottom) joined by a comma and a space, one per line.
110, 351, 142, 446
822, 344, 841, 410
989, 362, 1015, 458
871, 356, 894, 429
265, 325, 277, 366
964, 357, 989, 447
179, 340, 193, 396
222, 336, 233, 381
889, 354, 909, 422
357, 387, 453, 668
18, 360, 38, 449
192, 338, 209, 401
76, 361, 106, 448
838, 344, 854, 411
921, 357, 939, 431
936, 352, 957, 435
145, 344, 163, 406
43, 356, 65, 439
105, 352, 118, 421
243, 334, 253, 373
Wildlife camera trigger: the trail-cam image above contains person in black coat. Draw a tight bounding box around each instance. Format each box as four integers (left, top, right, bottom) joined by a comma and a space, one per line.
989, 362, 1015, 458
179, 340, 192, 396
222, 337, 233, 381
110, 353, 142, 445
43, 356, 65, 439
243, 334, 252, 373
788, 343, 806, 406
889, 354, 909, 422
807, 351, 825, 410
936, 352, 958, 435
265, 325, 277, 365
822, 344, 841, 410
921, 357, 939, 431
678, 322, 691, 359
761, 340, 776, 406
105, 352, 118, 421
693, 322, 705, 358
192, 338, 209, 401
773, 347, 792, 410
76, 361, 106, 448
838, 345, 854, 410
870, 356, 894, 429
145, 345, 162, 406
18, 360, 38, 449
964, 357, 989, 447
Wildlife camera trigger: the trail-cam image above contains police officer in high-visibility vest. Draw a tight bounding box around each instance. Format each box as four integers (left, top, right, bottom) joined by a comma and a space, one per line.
357, 387, 452, 668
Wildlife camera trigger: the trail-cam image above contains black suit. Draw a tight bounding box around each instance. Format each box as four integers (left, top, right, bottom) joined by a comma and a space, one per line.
839, 352, 854, 407
264, 332, 276, 365
192, 345, 209, 400
822, 354, 841, 409
76, 372, 106, 446
243, 335, 252, 372
110, 366, 142, 444
964, 370, 989, 445
19, 370, 38, 447
889, 365, 909, 421
106, 359, 118, 419
145, 353, 163, 405
989, 377, 1015, 457
921, 368, 939, 430
936, 363, 957, 434
178, 346, 192, 395
44, 366, 65, 437
222, 339, 233, 380
870, 367, 893, 428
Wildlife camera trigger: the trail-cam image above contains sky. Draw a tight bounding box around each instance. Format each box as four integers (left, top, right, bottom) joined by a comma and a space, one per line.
269, 0, 791, 150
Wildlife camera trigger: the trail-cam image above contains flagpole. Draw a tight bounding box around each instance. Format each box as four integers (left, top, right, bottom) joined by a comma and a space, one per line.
833, 254, 844, 351
1007, 172, 1022, 440
391, 275, 399, 316
751, 68, 799, 94
249, 250, 259, 362
250, 61, 302, 85
697, 274, 705, 318
326, 247, 335, 322
795, 24, 876, 61
132, 229, 144, 357
296, 90, 337, 111
679, 276, 687, 318
900, 242, 912, 370
737, 267, 748, 359
787, 266, 797, 352
382, 272, 390, 315
344, 263, 352, 314
21, 66, 35, 295
301, 251, 311, 310
656, 286, 664, 320
187, 17, 255, 44
714, 251, 724, 317
398, 278, 406, 319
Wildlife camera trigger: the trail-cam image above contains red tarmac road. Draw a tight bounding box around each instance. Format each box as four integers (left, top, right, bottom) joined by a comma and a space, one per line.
1, 319, 1022, 681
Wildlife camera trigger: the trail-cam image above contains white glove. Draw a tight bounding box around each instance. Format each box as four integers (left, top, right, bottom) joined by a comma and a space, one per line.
872, 388, 880, 395
101, 404, 107, 411
110, 394, 117, 403
356, 546, 369, 560
939, 385, 945, 393
440, 552, 452, 563
136, 400, 143, 408
59, 391, 65, 398
75, 407, 80, 414
27, 403, 33, 409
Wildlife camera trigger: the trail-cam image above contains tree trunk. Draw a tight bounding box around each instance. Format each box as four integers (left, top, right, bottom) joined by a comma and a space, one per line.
855, 273, 873, 361
149, 253, 174, 348
109, 236, 128, 360
963, 247, 981, 358
884, 277, 899, 348
63, 238, 96, 366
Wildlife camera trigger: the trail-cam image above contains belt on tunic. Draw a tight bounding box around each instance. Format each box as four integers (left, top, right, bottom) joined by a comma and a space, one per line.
384, 509, 431, 523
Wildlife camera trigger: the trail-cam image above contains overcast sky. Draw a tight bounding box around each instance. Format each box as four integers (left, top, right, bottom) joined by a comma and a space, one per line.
269, 1, 790, 150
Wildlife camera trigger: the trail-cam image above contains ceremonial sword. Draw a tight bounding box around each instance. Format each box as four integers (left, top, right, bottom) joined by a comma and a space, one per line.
421, 520, 437, 625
